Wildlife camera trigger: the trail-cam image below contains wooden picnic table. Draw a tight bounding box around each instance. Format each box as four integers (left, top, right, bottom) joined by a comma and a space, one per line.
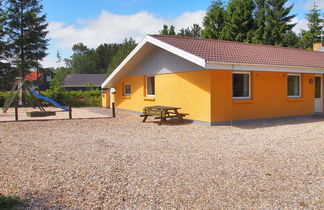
140, 105, 188, 125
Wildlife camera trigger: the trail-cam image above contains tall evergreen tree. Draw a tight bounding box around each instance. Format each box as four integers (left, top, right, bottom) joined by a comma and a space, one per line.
0, 0, 15, 90
263, 0, 296, 46
220, 0, 255, 42
202, 0, 225, 39
159, 25, 176, 35
252, 0, 267, 44
5, 0, 49, 78
300, 2, 323, 49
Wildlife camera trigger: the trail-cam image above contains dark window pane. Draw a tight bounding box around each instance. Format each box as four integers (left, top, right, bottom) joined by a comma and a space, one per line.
233, 73, 249, 98
147, 76, 155, 95
124, 84, 131, 95
288, 75, 300, 97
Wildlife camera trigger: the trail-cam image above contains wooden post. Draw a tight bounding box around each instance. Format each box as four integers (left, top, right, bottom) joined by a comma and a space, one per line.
112, 102, 116, 118
15, 104, 18, 121
69, 106, 72, 119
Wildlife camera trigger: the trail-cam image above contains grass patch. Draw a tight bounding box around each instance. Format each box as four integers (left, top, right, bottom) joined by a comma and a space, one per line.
0, 194, 26, 210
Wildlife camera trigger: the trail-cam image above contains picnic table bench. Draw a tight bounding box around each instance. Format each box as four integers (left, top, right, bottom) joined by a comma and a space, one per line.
140, 105, 189, 125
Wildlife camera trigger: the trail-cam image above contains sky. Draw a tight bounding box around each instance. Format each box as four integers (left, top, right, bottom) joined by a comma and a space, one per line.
41, 0, 324, 68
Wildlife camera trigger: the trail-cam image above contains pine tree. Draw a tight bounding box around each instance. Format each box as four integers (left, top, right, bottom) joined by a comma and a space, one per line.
220, 0, 255, 42
5, 0, 49, 78
178, 24, 202, 38
252, 0, 267, 44
202, 0, 225, 39
159, 25, 176, 35
0, 0, 16, 90
263, 0, 296, 46
300, 2, 323, 49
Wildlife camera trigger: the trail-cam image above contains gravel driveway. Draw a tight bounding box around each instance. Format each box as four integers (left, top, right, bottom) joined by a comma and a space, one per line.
0, 111, 323, 209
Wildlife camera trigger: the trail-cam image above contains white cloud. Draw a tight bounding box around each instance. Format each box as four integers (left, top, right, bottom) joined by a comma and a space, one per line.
303, 0, 324, 9
291, 17, 308, 34
48, 10, 206, 49
41, 54, 59, 69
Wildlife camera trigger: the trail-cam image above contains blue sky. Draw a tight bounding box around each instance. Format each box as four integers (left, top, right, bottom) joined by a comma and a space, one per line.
41, 0, 322, 67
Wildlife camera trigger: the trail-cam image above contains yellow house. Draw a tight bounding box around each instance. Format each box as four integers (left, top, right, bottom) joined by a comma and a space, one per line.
102, 35, 324, 125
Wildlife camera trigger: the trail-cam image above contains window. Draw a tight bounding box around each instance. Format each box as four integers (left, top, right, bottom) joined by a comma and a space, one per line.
123, 83, 131, 96
146, 76, 155, 96
287, 74, 301, 97
232, 72, 250, 99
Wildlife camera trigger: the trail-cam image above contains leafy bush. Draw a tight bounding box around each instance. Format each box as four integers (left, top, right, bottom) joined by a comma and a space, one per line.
0, 194, 26, 209
0, 90, 102, 107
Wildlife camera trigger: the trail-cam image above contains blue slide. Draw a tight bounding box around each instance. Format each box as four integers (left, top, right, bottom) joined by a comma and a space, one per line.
29, 90, 69, 111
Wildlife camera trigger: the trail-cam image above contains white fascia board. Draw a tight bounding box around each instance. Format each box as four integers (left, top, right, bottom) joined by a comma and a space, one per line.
101, 35, 206, 88
206, 62, 324, 74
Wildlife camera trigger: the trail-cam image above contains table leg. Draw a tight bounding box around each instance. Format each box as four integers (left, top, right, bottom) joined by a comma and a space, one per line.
143, 115, 148, 122
159, 112, 163, 125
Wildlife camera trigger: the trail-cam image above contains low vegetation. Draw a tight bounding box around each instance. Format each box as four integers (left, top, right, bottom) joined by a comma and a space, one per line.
0, 194, 26, 210
0, 90, 102, 108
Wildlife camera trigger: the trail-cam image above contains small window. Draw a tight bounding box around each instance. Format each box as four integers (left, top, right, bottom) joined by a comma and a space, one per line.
288, 74, 301, 97
146, 76, 155, 96
233, 72, 250, 99
124, 83, 131, 96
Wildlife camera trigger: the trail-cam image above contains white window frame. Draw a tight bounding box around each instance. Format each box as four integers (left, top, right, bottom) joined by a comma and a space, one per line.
146, 76, 155, 97
232, 71, 251, 100
287, 73, 301, 98
123, 83, 131, 96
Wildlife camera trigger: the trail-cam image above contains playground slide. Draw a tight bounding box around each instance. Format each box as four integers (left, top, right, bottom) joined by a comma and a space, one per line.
29, 90, 69, 111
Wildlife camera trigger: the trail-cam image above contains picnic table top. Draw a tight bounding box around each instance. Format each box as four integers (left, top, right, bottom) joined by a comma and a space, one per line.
144, 105, 181, 110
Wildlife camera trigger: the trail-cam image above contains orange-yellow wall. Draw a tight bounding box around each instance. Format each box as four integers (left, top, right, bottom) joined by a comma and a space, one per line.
115, 70, 211, 122
114, 70, 321, 124
211, 70, 316, 122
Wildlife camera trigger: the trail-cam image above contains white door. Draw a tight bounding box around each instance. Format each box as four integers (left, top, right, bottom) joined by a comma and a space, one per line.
315, 75, 322, 112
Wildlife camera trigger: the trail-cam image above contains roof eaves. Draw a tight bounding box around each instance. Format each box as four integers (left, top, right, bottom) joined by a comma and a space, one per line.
206, 61, 324, 73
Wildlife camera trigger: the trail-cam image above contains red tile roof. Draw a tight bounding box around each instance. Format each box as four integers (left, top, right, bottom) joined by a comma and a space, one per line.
25, 72, 43, 82
151, 35, 324, 69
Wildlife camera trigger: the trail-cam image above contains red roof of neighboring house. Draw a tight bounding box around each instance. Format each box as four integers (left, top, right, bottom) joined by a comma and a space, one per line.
24, 72, 43, 82
151, 35, 324, 69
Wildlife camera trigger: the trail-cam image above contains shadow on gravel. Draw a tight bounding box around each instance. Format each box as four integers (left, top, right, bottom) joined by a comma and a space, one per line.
146, 119, 193, 126
0, 117, 114, 124
231, 116, 324, 129
23, 191, 68, 209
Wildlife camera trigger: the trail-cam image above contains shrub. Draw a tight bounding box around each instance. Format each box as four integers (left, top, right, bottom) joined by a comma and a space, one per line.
0, 90, 102, 107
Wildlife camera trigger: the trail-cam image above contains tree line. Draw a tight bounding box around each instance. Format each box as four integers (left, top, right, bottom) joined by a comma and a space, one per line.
50, 38, 137, 90
161, 0, 323, 49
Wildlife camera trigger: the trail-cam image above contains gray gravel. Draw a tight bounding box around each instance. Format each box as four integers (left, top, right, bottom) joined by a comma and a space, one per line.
0, 111, 323, 209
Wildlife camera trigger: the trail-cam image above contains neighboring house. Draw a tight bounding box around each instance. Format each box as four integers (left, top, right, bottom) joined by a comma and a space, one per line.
25, 70, 54, 90
101, 35, 324, 125
64, 74, 105, 91
313, 42, 324, 52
